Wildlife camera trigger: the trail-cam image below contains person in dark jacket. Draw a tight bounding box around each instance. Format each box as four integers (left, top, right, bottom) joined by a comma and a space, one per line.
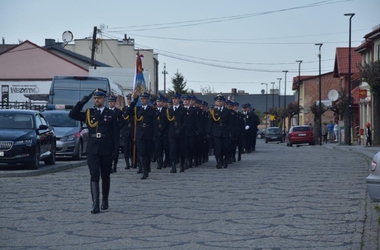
108, 95, 123, 173
69, 89, 120, 214
121, 94, 135, 169
207, 94, 233, 169
366, 122, 372, 146
167, 93, 188, 173
154, 95, 170, 169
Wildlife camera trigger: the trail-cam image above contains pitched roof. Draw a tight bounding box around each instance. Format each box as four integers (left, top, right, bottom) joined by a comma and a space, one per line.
333, 47, 362, 77
0, 40, 88, 80
0, 44, 17, 54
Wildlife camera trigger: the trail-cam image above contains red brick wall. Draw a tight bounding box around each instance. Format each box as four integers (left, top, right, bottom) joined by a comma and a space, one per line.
302, 72, 341, 125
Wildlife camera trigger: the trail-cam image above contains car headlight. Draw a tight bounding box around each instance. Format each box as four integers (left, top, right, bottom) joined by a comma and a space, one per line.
60, 134, 76, 141
14, 139, 33, 146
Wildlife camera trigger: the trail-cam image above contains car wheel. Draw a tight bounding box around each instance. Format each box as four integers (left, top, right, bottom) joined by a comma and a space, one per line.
309, 142, 315, 145
281, 138, 284, 143
30, 145, 40, 169
72, 141, 83, 160
44, 145, 56, 165
265, 139, 268, 143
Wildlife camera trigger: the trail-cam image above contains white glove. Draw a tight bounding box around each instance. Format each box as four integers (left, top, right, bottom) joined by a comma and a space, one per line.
245, 125, 250, 130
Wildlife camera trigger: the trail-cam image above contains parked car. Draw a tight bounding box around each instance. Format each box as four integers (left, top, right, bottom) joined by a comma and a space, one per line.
286, 125, 315, 146
42, 109, 88, 160
257, 129, 265, 139
265, 127, 283, 143
366, 151, 380, 202
0, 109, 56, 169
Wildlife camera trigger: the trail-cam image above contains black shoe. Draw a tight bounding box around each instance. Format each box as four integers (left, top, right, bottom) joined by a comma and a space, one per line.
170, 163, 176, 173
101, 200, 108, 210
91, 182, 100, 214
125, 165, 130, 169
180, 166, 185, 172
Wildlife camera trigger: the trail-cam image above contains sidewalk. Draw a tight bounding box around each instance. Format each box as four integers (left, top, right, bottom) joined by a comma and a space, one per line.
322, 141, 379, 160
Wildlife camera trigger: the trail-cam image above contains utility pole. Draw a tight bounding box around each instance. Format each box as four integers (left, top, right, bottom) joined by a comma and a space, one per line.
90, 26, 97, 67
277, 78, 282, 109
162, 63, 168, 94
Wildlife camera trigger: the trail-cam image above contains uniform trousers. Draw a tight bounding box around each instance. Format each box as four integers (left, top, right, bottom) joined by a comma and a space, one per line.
213, 136, 229, 160
169, 137, 186, 164
87, 153, 112, 183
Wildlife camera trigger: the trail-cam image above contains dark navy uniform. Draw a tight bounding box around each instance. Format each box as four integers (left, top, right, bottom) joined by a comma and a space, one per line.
131, 93, 157, 179
167, 93, 187, 173
207, 95, 233, 169
154, 96, 169, 169
69, 89, 120, 214
108, 96, 123, 173
121, 95, 135, 169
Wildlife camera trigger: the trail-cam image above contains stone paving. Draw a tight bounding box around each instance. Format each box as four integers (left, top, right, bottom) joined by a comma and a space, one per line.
0, 140, 379, 250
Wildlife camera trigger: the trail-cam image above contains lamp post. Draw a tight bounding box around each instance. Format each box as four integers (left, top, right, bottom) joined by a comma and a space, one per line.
270, 82, 275, 127
261, 83, 268, 130
162, 63, 168, 94
282, 70, 288, 138
277, 78, 282, 109
345, 13, 355, 146
296, 60, 303, 125
315, 43, 323, 146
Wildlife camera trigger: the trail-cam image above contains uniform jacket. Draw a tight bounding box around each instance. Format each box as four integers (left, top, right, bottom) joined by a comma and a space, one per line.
110, 107, 123, 130
167, 105, 187, 138
69, 102, 120, 155
208, 107, 233, 138
121, 104, 135, 138
134, 105, 157, 140
155, 107, 169, 138
184, 106, 197, 137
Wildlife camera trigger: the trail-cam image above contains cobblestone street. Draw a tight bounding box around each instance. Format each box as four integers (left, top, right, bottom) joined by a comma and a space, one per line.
1, 140, 378, 249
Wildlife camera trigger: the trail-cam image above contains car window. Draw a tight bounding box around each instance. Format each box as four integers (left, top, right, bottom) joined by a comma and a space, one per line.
267, 128, 280, 133
35, 114, 43, 128
44, 113, 77, 127
292, 127, 311, 132
39, 114, 48, 126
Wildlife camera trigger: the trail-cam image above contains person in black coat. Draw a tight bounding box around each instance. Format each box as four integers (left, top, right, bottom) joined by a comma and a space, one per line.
155, 96, 170, 169
167, 93, 188, 173
207, 94, 233, 169
108, 95, 123, 173
126, 92, 157, 179
121, 94, 135, 169
69, 88, 120, 214
183, 95, 197, 168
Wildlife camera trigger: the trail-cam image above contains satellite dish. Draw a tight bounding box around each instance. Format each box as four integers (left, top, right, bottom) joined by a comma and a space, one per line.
328, 89, 339, 101
62, 30, 73, 42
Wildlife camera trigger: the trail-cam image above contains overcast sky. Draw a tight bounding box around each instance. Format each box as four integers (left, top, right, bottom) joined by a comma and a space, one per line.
1, 0, 379, 95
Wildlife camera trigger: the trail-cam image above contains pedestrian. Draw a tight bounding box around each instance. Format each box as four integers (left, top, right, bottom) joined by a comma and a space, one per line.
207, 94, 232, 169
167, 93, 187, 173
125, 92, 156, 179
154, 95, 169, 169
69, 89, 120, 214
333, 122, 338, 142
322, 124, 328, 144
121, 94, 135, 169
365, 122, 372, 146
327, 120, 334, 141
108, 95, 123, 173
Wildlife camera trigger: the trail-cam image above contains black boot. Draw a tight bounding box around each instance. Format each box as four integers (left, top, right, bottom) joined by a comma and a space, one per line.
140, 157, 148, 180
90, 182, 100, 214
137, 164, 142, 174
216, 158, 222, 169
223, 156, 228, 168
124, 157, 130, 169
131, 157, 137, 168
232, 154, 236, 162
170, 162, 177, 173
112, 162, 117, 173
101, 181, 110, 210
157, 157, 163, 169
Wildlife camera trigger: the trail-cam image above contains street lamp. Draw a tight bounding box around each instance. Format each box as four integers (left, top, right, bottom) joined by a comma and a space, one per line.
345, 13, 355, 145
271, 82, 275, 108
282, 70, 288, 137
315, 43, 323, 146
261, 83, 268, 130
277, 78, 282, 109
296, 60, 303, 125
162, 63, 168, 94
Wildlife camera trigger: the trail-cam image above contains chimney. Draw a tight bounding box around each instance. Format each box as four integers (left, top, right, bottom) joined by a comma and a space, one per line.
45, 39, 55, 46
2, 37, 4, 44
231, 88, 237, 94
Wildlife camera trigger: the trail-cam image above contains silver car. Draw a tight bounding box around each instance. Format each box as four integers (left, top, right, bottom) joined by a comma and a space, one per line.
42, 110, 88, 160
366, 151, 380, 202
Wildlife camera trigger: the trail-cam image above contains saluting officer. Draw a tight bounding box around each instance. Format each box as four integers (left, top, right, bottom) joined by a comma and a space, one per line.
207, 94, 233, 169
69, 89, 120, 214
121, 94, 135, 169
167, 93, 187, 173
155, 95, 170, 169
131, 92, 157, 179
108, 95, 123, 173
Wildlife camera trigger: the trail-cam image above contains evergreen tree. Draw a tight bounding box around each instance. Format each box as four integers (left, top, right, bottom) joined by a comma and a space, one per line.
167, 70, 188, 97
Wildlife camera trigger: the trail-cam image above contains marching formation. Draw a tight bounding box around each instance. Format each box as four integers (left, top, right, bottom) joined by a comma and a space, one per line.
69, 89, 260, 213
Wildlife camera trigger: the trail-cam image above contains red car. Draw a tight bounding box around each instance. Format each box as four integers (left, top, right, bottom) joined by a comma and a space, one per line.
286, 125, 315, 146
